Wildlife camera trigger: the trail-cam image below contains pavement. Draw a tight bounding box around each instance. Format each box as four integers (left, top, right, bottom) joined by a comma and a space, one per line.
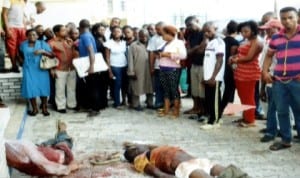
3, 98, 300, 178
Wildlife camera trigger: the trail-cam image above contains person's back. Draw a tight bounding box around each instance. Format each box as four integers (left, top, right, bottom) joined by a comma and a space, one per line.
78, 31, 97, 57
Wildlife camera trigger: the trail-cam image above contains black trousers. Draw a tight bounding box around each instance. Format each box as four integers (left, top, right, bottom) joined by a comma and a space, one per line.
220, 68, 235, 114
205, 81, 222, 124
76, 72, 108, 111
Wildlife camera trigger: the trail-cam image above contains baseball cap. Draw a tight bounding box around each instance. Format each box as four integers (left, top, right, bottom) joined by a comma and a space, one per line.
259, 19, 283, 30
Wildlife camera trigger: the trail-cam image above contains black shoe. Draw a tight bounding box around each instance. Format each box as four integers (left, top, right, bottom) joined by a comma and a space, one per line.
42, 110, 50, 116
11, 67, 20, 73
255, 114, 266, 120
0, 69, 9, 73
27, 110, 38, 116
259, 128, 267, 133
260, 135, 275, 142
87, 110, 100, 117
57, 109, 67, 114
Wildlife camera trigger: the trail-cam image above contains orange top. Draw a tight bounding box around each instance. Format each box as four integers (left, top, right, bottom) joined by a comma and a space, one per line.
150, 146, 182, 174
234, 41, 261, 81
48, 39, 74, 71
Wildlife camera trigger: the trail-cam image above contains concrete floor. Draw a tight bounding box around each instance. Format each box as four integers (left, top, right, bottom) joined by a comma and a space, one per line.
3, 99, 300, 178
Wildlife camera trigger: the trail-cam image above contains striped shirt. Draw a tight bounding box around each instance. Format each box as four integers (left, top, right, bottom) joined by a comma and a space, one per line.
269, 25, 300, 80
234, 40, 261, 81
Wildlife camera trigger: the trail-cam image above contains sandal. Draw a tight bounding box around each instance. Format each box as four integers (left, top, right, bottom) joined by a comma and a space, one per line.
232, 118, 244, 123
27, 110, 38, 116
238, 121, 256, 128
269, 142, 291, 151
42, 110, 50, 116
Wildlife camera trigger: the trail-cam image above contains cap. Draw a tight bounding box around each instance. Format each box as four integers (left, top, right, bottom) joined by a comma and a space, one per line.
259, 19, 283, 30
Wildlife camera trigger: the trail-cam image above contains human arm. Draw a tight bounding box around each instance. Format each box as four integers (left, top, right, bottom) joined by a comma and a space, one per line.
86, 44, 95, 74
159, 40, 187, 61
149, 51, 156, 76
205, 53, 224, 87
127, 45, 137, 79
230, 39, 262, 63
105, 47, 114, 78
262, 50, 275, 84
2, 7, 11, 38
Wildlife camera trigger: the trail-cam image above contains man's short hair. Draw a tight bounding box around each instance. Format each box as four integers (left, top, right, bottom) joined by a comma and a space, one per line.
280, 7, 298, 14
79, 19, 90, 29
155, 21, 165, 27
185, 15, 197, 25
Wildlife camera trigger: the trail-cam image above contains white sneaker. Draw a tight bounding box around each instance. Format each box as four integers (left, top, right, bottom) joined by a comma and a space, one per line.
200, 123, 220, 130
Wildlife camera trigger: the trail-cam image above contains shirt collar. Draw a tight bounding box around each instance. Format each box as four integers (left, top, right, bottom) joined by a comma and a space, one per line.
278, 25, 300, 36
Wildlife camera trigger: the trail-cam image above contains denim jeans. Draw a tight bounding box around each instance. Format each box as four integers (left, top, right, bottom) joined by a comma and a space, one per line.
265, 86, 278, 137
111, 66, 126, 107
154, 69, 164, 107
255, 81, 264, 116
272, 80, 300, 143
0, 38, 5, 70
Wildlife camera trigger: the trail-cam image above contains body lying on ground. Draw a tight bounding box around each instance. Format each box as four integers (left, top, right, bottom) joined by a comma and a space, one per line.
123, 142, 250, 178
5, 120, 78, 176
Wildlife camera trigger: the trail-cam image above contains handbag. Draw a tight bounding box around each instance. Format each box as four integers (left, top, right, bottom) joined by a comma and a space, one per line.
38, 40, 59, 69
40, 55, 59, 70
72, 53, 108, 78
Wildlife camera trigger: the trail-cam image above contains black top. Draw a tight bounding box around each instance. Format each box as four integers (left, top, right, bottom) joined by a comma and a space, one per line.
94, 36, 106, 60
223, 36, 239, 78
187, 31, 205, 66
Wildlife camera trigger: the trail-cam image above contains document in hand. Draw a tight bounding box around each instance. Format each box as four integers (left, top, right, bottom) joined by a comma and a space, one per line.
73, 53, 108, 78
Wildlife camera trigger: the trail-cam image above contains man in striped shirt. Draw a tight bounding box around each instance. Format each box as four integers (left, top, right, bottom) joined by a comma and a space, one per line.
262, 7, 300, 151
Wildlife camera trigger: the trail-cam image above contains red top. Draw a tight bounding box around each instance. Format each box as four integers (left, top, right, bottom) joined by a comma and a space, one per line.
234, 41, 261, 81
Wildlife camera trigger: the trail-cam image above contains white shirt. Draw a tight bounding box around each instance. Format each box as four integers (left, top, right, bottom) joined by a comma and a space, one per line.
24, 1, 35, 29
147, 34, 166, 69
3, 0, 25, 28
104, 39, 127, 67
203, 37, 225, 81
32, 10, 53, 29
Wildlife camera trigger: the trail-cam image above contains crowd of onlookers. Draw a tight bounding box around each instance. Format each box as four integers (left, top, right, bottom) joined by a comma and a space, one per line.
0, 0, 300, 151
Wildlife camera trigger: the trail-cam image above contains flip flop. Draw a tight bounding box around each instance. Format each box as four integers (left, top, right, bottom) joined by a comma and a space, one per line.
269, 142, 291, 151
232, 118, 244, 123
238, 122, 256, 128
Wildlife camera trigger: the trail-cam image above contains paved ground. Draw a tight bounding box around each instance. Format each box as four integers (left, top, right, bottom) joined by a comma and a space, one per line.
4, 99, 300, 178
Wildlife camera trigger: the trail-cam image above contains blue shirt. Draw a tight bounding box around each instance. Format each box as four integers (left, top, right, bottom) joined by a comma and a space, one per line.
78, 31, 97, 57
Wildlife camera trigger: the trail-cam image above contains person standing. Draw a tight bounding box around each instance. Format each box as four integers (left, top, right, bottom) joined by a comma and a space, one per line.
259, 19, 283, 142
91, 23, 109, 109
184, 16, 206, 118
19, 29, 54, 116
78, 19, 101, 117
220, 20, 239, 115
49, 25, 77, 113
229, 21, 263, 127
158, 25, 186, 118
147, 22, 166, 109
262, 7, 300, 151
104, 26, 127, 109
2, 0, 27, 72
127, 29, 153, 111
200, 22, 225, 130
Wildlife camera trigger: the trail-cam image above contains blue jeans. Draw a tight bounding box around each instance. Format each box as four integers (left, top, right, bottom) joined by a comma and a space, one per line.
111, 66, 126, 107
154, 69, 164, 107
265, 86, 278, 137
0, 38, 5, 70
272, 80, 300, 143
255, 81, 264, 116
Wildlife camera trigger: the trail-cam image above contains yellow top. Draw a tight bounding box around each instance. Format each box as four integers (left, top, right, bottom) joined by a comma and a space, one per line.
133, 153, 150, 173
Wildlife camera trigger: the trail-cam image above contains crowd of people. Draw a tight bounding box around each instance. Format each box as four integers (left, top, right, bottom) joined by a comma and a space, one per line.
0, 0, 300, 152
